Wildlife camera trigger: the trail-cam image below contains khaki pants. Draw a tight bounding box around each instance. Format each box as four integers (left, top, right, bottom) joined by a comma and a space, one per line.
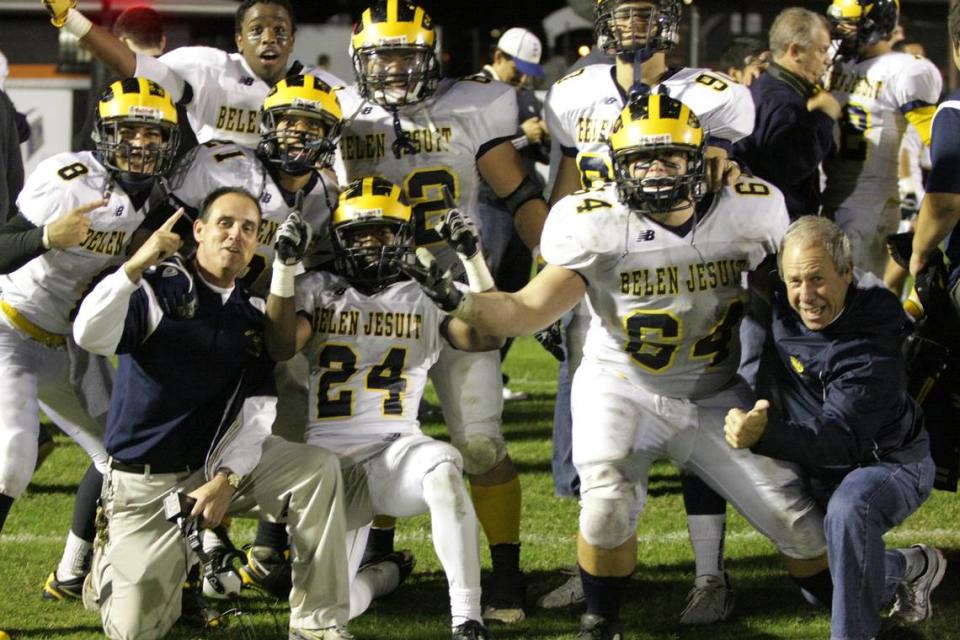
87, 436, 349, 640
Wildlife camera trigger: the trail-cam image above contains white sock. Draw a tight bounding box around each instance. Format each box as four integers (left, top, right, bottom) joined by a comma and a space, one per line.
349, 561, 400, 619
450, 588, 482, 627
57, 530, 92, 580
202, 528, 226, 553
422, 462, 482, 623
686, 514, 726, 577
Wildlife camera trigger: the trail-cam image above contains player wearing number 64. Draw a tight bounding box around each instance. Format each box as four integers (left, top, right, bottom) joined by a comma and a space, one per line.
408, 93, 832, 640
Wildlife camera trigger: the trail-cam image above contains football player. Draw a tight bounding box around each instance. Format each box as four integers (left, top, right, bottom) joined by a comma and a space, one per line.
404, 95, 830, 640
42, 0, 344, 148
335, 0, 551, 622
0, 78, 179, 590
822, 0, 941, 277
284, 177, 499, 640
541, 0, 754, 622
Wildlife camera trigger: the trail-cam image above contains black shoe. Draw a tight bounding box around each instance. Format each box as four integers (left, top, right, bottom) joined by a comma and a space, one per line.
42, 571, 85, 601
181, 568, 222, 630
238, 545, 292, 599
576, 613, 624, 640
358, 549, 417, 597
482, 570, 526, 624
452, 619, 490, 640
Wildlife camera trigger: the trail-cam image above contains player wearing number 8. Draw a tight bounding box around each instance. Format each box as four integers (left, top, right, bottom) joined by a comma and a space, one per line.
0, 77, 177, 536
410, 94, 831, 639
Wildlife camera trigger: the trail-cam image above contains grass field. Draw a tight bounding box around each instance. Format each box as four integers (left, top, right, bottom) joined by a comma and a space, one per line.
1, 336, 958, 639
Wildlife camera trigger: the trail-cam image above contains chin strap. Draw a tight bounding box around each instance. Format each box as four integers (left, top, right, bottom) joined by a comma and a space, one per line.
628, 46, 654, 101
389, 107, 417, 159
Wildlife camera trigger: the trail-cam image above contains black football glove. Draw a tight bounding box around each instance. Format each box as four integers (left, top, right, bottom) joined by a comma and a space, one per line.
438, 207, 480, 258
151, 254, 198, 320
397, 249, 463, 312
274, 210, 314, 265
534, 319, 565, 362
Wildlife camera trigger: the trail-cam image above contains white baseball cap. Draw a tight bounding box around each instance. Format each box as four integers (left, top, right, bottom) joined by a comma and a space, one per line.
497, 28, 544, 77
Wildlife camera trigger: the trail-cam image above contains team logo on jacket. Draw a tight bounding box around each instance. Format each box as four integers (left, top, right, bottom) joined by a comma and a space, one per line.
790, 355, 804, 374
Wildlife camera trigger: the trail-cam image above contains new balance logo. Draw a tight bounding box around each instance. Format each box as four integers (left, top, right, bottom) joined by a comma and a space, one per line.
636, 230, 656, 242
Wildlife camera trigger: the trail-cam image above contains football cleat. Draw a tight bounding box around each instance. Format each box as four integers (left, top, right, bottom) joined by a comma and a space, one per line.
451, 619, 490, 640
889, 545, 947, 623
289, 626, 355, 639
501, 387, 530, 402
536, 567, 584, 609
42, 571, 85, 601
181, 568, 222, 630
576, 613, 624, 640
359, 549, 417, 594
679, 573, 735, 625
238, 545, 292, 600
482, 570, 526, 624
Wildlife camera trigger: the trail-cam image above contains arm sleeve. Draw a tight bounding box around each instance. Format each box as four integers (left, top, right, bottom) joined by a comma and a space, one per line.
540, 197, 598, 273
753, 329, 907, 470
894, 58, 942, 146
0, 213, 46, 274
214, 395, 275, 477
72, 266, 163, 355
135, 52, 188, 104
924, 102, 960, 194
697, 79, 755, 143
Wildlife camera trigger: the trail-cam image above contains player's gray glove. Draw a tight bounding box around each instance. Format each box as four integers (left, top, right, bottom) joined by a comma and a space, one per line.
534, 320, 565, 362
151, 254, 198, 320
438, 207, 480, 258
274, 210, 313, 266
397, 248, 463, 312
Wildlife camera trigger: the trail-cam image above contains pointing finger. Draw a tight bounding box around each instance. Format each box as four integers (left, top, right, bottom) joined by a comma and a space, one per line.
159, 208, 184, 232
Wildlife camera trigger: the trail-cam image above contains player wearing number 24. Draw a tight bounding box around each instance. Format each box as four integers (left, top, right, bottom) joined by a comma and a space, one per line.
405, 94, 831, 639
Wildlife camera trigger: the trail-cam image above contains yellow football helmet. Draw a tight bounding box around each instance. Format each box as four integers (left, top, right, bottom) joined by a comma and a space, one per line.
827, 0, 899, 58
350, 0, 440, 107
259, 74, 343, 174
93, 77, 179, 185
332, 177, 415, 290
608, 94, 705, 215
595, 0, 682, 58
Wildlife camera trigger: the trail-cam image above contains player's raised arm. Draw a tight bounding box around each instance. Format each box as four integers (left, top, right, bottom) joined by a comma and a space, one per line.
42, 1, 137, 77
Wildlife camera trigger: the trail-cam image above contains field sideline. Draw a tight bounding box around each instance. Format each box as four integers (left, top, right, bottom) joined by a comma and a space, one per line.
1, 336, 957, 639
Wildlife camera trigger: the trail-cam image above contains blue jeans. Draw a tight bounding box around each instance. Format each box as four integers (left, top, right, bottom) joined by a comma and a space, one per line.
811, 456, 935, 640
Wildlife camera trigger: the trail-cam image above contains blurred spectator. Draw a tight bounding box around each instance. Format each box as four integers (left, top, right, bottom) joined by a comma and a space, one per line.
0, 50, 25, 221
719, 37, 767, 84
732, 8, 838, 220
478, 27, 549, 401
74, 6, 195, 157
316, 53, 330, 70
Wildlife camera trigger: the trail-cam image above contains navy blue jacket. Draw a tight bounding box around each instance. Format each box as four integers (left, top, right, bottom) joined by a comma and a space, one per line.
732, 64, 835, 219
106, 267, 275, 468
755, 280, 929, 481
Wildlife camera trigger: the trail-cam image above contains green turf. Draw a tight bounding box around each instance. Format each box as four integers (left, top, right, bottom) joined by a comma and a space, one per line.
1, 336, 957, 639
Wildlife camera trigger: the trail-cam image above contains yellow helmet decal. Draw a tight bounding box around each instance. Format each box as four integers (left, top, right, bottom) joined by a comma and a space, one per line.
263, 74, 342, 123
334, 177, 413, 226
98, 77, 177, 125
352, 0, 436, 50
609, 94, 703, 153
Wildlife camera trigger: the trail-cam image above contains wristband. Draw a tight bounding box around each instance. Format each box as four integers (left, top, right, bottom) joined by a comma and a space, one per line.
269, 259, 297, 298
63, 9, 93, 39
461, 252, 495, 292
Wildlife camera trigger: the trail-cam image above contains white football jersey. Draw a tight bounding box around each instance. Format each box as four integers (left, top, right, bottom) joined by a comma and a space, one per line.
337, 77, 517, 270
141, 46, 345, 148
542, 178, 788, 397
165, 142, 338, 294
823, 52, 941, 213
1, 152, 147, 335
545, 64, 755, 189
297, 271, 446, 450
